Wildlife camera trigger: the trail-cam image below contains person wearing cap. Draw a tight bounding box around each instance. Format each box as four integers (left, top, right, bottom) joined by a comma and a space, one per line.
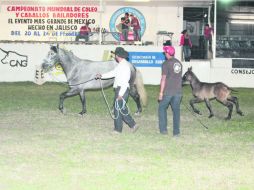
180, 29, 192, 62
158, 46, 182, 137
130, 14, 141, 41
96, 47, 138, 133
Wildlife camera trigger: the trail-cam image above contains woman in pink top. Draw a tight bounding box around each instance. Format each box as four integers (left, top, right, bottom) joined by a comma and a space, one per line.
180, 29, 192, 62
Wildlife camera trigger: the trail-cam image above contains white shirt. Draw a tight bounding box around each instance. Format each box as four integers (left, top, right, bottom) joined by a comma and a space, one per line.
101, 59, 131, 96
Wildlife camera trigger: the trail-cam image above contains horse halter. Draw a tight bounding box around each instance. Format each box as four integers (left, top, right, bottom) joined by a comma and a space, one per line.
41, 50, 59, 73
48, 49, 59, 61
183, 71, 193, 82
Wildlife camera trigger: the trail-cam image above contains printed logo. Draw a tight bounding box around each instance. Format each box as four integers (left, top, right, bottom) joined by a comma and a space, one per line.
53, 63, 64, 76
109, 7, 146, 41
34, 64, 46, 85
0, 48, 28, 67
173, 62, 182, 73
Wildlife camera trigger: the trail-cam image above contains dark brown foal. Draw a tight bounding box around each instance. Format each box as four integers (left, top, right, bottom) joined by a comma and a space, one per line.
183, 67, 244, 120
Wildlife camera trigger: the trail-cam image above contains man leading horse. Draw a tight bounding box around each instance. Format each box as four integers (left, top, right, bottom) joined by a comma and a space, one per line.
96, 47, 139, 134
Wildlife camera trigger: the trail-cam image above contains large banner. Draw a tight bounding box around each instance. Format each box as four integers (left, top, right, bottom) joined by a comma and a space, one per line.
0, 43, 164, 84
1, 42, 254, 87
0, 5, 99, 41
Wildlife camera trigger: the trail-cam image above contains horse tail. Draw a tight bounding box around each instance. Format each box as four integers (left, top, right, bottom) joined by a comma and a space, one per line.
229, 87, 238, 93
224, 83, 238, 93
135, 69, 147, 106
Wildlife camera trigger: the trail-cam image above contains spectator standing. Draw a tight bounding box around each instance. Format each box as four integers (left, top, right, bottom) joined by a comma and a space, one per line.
121, 13, 130, 41
158, 46, 182, 137
130, 14, 141, 41
204, 24, 214, 58
75, 23, 91, 42
180, 29, 192, 62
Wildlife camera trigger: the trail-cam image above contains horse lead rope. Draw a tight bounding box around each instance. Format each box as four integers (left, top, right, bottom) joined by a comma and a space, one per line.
46, 69, 129, 119
48, 73, 97, 87
48, 69, 206, 128
46, 67, 96, 86
99, 79, 130, 120
182, 102, 208, 129
68, 78, 95, 86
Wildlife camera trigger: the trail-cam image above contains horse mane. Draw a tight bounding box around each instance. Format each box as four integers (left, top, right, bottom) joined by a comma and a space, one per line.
57, 47, 117, 69
60, 48, 82, 63
190, 70, 200, 83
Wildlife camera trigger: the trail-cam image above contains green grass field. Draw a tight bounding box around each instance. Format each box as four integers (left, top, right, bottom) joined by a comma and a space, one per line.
0, 82, 253, 190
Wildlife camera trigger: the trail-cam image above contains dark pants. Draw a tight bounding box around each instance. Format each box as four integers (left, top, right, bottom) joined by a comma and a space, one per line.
183, 45, 191, 62
133, 29, 141, 41
122, 29, 129, 41
114, 87, 136, 132
205, 38, 212, 59
158, 94, 182, 136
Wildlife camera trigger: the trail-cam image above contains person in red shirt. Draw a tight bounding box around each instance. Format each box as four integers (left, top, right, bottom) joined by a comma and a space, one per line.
204, 24, 214, 58
130, 14, 141, 41
75, 23, 91, 42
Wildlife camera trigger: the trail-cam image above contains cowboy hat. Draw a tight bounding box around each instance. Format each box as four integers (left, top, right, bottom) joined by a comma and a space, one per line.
111, 47, 129, 59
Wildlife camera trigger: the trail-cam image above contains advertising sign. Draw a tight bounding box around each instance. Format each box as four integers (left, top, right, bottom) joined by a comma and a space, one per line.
128, 52, 165, 67
0, 5, 99, 41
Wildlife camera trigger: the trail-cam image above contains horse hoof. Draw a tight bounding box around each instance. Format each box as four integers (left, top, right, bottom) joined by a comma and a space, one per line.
79, 111, 86, 116
59, 108, 66, 114
225, 116, 231, 120
237, 111, 244, 116
208, 114, 214, 118
194, 110, 201, 115
134, 111, 141, 116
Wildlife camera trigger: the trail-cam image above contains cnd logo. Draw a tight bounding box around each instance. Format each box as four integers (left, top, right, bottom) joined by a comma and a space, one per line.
0, 48, 28, 67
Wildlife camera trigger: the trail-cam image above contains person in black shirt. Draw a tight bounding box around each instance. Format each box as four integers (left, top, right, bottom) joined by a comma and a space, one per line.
121, 13, 130, 41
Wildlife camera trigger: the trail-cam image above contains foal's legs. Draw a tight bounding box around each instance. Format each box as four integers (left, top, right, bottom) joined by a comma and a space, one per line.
190, 98, 203, 115
129, 84, 142, 115
59, 88, 80, 114
227, 96, 244, 116
218, 99, 233, 120
204, 98, 214, 118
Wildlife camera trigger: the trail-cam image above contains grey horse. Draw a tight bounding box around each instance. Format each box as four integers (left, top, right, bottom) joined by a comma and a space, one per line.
42, 45, 147, 115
